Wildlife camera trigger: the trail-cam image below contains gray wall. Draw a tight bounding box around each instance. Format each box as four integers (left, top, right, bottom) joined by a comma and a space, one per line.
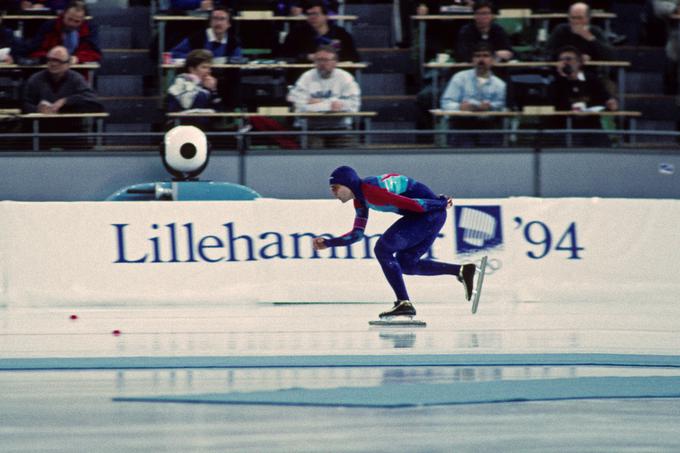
0, 148, 678, 201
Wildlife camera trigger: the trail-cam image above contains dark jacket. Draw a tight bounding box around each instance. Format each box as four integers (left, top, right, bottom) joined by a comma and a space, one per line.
22, 69, 102, 113
545, 23, 613, 61
456, 22, 513, 62
170, 28, 241, 59
279, 22, 359, 62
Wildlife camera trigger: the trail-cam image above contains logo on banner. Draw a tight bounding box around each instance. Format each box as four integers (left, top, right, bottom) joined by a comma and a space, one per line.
454, 206, 503, 253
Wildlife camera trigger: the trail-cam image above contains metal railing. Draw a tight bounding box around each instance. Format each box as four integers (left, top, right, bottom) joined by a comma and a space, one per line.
1, 128, 679, 152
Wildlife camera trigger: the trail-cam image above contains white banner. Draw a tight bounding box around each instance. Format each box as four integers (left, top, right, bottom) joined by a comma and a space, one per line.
1, 198, 678, 307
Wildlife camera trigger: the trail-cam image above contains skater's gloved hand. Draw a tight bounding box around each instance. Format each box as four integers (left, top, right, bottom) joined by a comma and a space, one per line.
438, 194, 453, 208
312, 236, 328, 250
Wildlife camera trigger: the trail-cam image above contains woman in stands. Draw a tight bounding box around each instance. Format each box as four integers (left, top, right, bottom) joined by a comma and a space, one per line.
167, 48, 222, 112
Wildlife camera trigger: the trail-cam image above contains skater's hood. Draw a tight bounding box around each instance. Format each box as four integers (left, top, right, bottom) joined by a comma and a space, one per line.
329, 166, 364, 201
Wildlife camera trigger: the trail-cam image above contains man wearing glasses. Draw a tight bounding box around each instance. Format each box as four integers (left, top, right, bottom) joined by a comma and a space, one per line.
170, 7, 241, 61
287, 45, 361, 148
549, 45, 618, 145
23, 45, 100, 113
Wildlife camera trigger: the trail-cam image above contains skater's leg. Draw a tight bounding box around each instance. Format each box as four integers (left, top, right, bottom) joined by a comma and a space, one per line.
373, 214, 433, 301
396, 210, 460, 276
374, 229, 410, 302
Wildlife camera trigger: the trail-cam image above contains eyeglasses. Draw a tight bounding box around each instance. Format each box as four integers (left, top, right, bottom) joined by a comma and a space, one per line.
211, 16, 229, 21
46, 57, 70, 64
559, 56, 577, 61
314, 58, 336, 63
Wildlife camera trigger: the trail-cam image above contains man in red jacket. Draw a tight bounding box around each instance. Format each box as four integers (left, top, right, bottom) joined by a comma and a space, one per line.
28, 1, 101, 64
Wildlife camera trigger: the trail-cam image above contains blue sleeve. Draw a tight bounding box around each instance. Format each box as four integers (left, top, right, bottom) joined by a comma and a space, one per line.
324, 204, 369, 248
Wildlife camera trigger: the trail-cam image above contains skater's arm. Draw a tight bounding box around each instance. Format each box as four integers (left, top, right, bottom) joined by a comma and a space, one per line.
363, 184, 448, 213
315, 204, 369, 248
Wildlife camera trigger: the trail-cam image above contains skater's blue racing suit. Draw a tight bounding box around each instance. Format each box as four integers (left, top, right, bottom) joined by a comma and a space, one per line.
323, 166, 461, 301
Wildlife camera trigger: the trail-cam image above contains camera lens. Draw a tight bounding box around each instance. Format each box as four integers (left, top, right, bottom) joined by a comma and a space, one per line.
180, 143, 197, 159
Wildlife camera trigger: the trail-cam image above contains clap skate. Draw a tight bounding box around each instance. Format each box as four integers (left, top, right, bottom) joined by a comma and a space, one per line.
369, 301, 426, 327
459, 256, 487, 314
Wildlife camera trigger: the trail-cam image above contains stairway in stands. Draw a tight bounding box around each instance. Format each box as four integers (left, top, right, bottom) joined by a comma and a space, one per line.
347, 1, 418, 145
90, 0, 158, 138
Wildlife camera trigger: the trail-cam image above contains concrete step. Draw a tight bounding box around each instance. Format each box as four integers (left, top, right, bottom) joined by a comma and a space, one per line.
99, 50, 154, 76
98, 25, 132, 49
624, 94, 680, 121
626, 72, 664, 94
615, 46, 667, 72
97, 75, 144, 96
360, 73, 406, 95
353, 24, 392, 48
345, 3, 393, 27
90, 6, 152, 48
363, 95, 417, 122
359, 48, 415, 74
99, 96, 163, 124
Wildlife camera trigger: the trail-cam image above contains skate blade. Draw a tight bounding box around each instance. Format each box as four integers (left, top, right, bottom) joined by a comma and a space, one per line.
369, 318, 426, 327
471, 255, 488, 314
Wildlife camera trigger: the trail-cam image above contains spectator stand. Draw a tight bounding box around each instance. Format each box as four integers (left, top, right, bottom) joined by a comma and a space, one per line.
429, 109, 641, 147
152, 13, 358, 91
0, 110, 109, 150
412, 10, 617, 77
166, 110, 376, 148
153, 11, 357, 96
0, 12, 93, 39
160, 61, 368, 100
0, 61, 100, 85
425, 60, 631, 110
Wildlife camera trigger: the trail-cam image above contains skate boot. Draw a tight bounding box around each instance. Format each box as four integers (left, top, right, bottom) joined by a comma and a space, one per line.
379, 300, 416, 318
458, 263, 476, 301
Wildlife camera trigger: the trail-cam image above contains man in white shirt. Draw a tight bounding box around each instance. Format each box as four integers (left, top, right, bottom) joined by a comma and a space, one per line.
288, 45, 361, 148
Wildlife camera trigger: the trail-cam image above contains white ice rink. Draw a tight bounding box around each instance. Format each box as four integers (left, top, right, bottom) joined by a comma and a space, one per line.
2, 294, 680, 452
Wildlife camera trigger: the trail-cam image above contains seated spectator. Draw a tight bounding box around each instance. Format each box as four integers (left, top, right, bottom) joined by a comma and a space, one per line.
440, 41, 506, 146
279, 0, 359, 63
22, 45, 101, 113
549, 45, 617, 144
455, 0, 513, 63
22, 45, 103, 148
27, 1, 101, 64
399, 1, 473, 54
287, 45, 361, 148
545, 2, 613, 61
167, 48, 222, 113
170, 6, 241, 60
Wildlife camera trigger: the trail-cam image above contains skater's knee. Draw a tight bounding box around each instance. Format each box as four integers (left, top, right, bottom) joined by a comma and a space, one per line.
396, 253, 418, 274
374, 239, 394, 260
